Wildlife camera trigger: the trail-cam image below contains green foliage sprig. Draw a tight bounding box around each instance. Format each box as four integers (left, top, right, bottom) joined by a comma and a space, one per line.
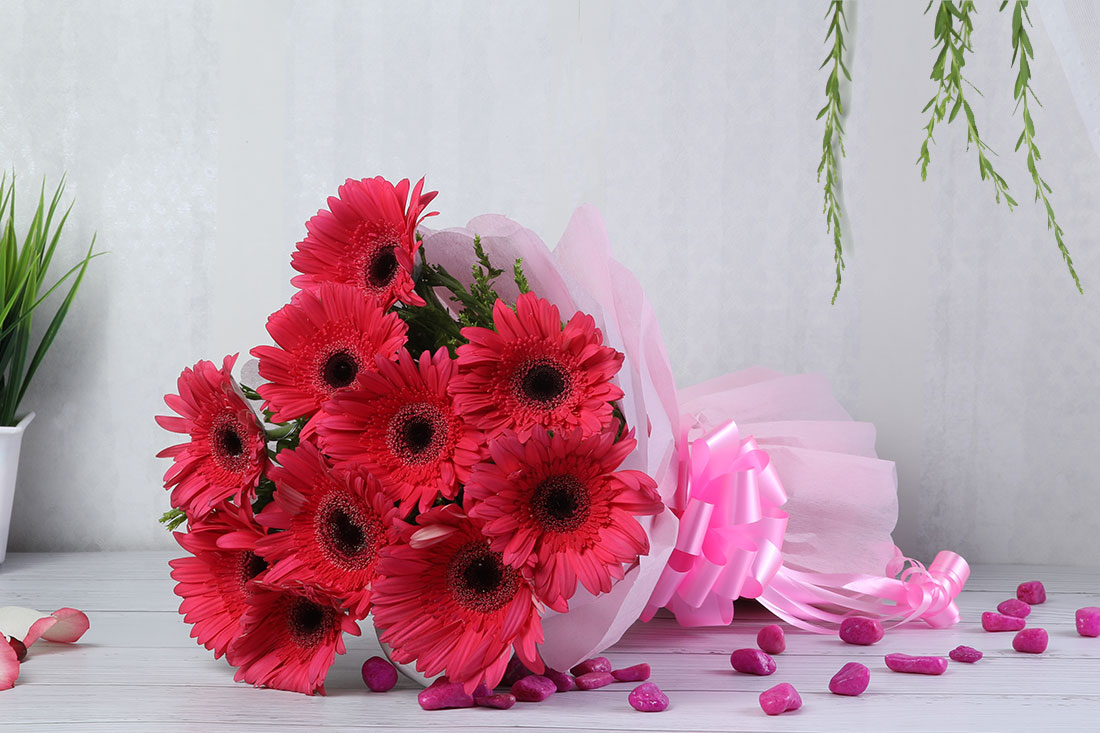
817, 0, 850, 304
1003, 0, 1082, 292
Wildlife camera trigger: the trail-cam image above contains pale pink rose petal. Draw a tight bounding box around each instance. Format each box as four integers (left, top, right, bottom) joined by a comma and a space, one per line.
0, 641, 18, 690
24, 617, 60, 647
40, 608, 90, 644
0, 606, 90, 648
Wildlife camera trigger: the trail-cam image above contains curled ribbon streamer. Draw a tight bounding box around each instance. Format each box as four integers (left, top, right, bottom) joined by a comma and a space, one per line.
644, 418, 970, 631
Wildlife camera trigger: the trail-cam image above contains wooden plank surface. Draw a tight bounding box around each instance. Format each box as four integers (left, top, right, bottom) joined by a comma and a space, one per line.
1, 552, 1098, 731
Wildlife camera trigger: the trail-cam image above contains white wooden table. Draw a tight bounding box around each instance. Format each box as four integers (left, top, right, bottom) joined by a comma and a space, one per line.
0, 553, 1097, 732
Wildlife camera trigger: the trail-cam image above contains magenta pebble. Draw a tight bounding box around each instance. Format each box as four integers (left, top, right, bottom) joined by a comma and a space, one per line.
839, 616, 885, 646
1013, 627, 1048, 654
418, 678, 475, 710
884, 653, 948, 675
1076, 607, 1100, 638
612, 663, 651, 682
1017, 581, 1046, 605
474, 693, 516, 710
982, 611, 1026, 632
628, 682, 669, 712
759, 682, 802, 715
500, 655, 534, 686
511, 675, 557, 702
544, 667, 576, 692
997, 599, 1032, 618
570, 656, 611, 676
730, 648, 776, 676
828, 662, 870, 696
757, 624, 786, 655
361, 656, 398, 692
575, 671, 616, 690
949, 645, 983, 663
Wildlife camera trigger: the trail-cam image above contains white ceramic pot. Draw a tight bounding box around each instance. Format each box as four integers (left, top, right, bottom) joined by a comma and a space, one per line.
0, 413, 34, 565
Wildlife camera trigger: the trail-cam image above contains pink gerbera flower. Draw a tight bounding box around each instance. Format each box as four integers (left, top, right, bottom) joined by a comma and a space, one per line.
168, 503, 268, 659
228, 584, 360, 695
156, 355, 268, 518
291, 176, 438, 308
465, 427, 663, 611
254, 440, 399, 619
250, 283, 408, 423
371, 505, 544, 692
452, 292, 625, 440
316, 348, 484, 513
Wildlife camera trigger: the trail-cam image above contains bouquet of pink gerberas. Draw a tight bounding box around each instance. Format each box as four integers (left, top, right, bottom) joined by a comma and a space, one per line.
156, 175, 968, 702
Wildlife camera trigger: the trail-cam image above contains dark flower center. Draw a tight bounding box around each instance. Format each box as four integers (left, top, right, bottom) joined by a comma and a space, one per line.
316, 493, 379, 570
287, 596, 333, 648
448, 542, 518, 614
515, 358, 572, 408
386, 403, 447, 465
219, 427, 244, 457
366, 246, 399, 289
242, 551, 268, 581
531, 475, 590, 532
210, 414, 251, 473
322, 350, 359, 389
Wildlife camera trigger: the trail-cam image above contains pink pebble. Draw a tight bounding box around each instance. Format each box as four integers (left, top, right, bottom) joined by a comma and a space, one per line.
544, 667, 576, 692
730, 648, 776, 676
575, 671, 615, 690
828, 662, 870, 696
949, 645, 983, 663
759, 682, 802, 715
612, 663, 651, 682
1017, 581, 1046, 605
839, 616, 885, 646
1076, 607, 1100, 637
361, 656, 398, 692
570, 656, 611, 676
997, 599, 1032, 618
474, 693, 516, 709
511, 675, 557, 702
501, 655, 533, 686
982, 611, 1027, 632
884, 653, 948, 675
628, 682, 669, 712
757, 624, 786, 655
1013, 627, 1048, 654
418, 678, 475, 710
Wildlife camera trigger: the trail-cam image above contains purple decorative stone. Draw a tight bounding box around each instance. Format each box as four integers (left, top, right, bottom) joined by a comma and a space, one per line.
570, 657, 612, 676
982, 612, 1027, 632
730, 648, 776, 676
511, 675, 557, 702
628, 682, 669, 712
1076, 607, 1100, 638
418, 678, 476, 710
759, 682, 802, 715
997, 598, 1032, 618
361, 656, 398, 692
757, 624, 786, 655
474, 693, 516, 710
1013, 627, 1049, 654
575, 671, 616, 690
501, 655, 534, 686
884, 653, 948, 675
544, 667, 576, 692
839, 616, 885, 646
828, 662, 870, 696
1017, 581, 1046, 605
949, 645, 983, 663
612, 663, 651, 682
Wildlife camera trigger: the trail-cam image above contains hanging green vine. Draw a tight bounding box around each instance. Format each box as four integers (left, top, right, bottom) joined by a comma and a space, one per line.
817, 1, 849, 304
1003, 0, 1082, 292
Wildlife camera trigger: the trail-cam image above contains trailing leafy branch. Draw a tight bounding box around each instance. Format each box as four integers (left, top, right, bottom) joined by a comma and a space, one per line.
918, 1, 1017, 210
817, 0, 850, 304
1002, 0, 1082, 292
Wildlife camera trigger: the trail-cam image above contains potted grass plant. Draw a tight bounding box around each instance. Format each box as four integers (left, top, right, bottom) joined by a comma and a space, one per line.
0, 173, 98, 563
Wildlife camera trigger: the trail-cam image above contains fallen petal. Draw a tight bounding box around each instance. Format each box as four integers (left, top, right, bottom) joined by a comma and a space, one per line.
0, 642, 18, 690
0, 606, 89, 648
41, 608, 90, 643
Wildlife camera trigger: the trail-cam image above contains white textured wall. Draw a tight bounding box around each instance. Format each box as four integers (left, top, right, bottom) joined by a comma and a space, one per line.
1, 0, 1097, 566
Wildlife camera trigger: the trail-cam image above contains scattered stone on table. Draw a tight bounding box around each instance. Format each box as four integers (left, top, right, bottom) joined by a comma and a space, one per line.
628, 682, 669, 712
612, 663, 650, 682
757, 624, 786, 655
828, 662, 870, 696
839, 616, 885, 646
511, 675, 557, 702
1013, 628, 1049, 654
759, 682, 802, 715
949, 645, 983, 663
544, 667, 576, 692
418, 678, 475, 710
361, 656, 398, 692
575, 671, 616, 690
1076, 607, 1100, 638
997, 599, 1032, 618
982, 612, 1027, 632
570, 657, 611, 676
474, 693, 516, 709
730, 648, 776, 676
1017, 581, 1046, 605
884, 653, 948, 675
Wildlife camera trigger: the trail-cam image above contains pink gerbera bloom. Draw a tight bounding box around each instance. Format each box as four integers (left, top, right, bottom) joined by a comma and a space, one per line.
291, 176, 438, 308
228, 584, 360, 695
465, 427, 663, 611
251, 283, 408, 423
156, 355, 268, 518
255, 440, 399, 619
371, 505, 544, 693
452, 292, 625, 440
168, 503, 268, 659
316, 348, 484, 513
